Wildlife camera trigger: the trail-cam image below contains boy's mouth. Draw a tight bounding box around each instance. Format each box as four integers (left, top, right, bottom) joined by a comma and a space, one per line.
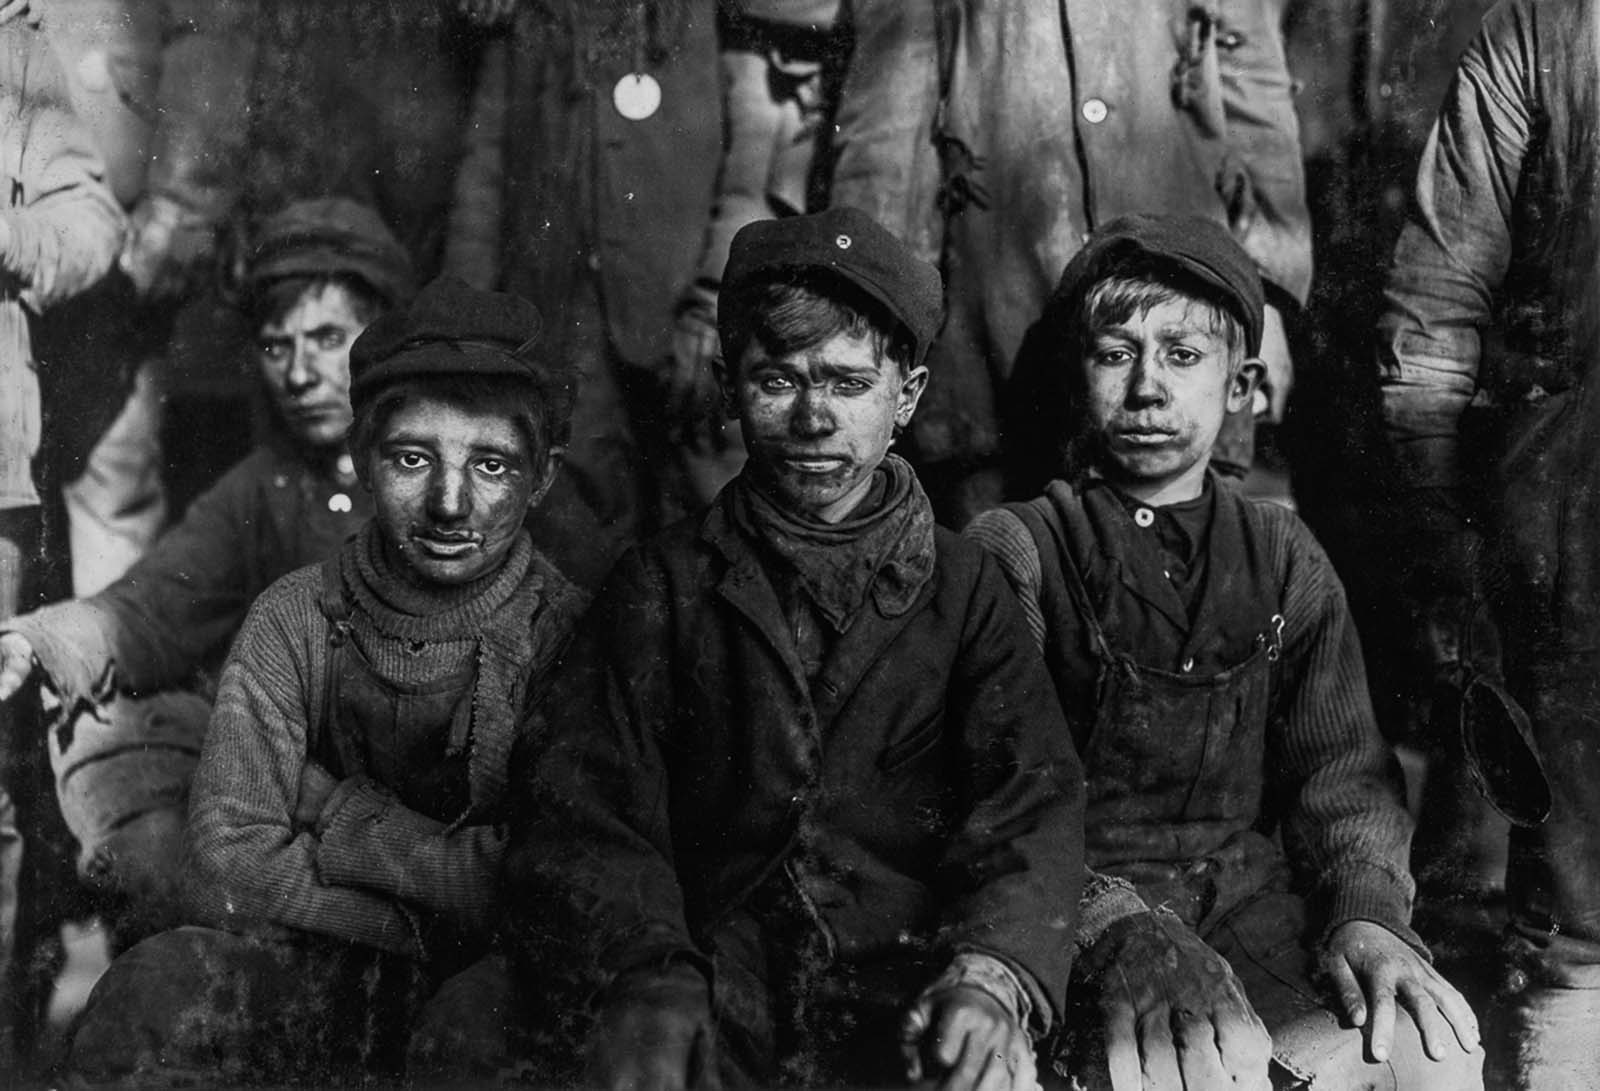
1113, 427, 1177, 446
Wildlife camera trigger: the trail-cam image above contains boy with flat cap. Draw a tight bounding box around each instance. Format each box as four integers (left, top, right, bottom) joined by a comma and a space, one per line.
63, 276, 587, 1085
967, 214, 1482, 1090
505, 206, 1085, 1089
0, 196, 407, 943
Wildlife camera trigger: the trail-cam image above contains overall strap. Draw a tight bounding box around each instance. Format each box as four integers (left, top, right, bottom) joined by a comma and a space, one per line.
311, 555, 358, 770
1013, 495, 1117, 666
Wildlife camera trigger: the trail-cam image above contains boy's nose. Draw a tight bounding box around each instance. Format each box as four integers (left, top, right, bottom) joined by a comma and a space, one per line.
790, 388, 836, 436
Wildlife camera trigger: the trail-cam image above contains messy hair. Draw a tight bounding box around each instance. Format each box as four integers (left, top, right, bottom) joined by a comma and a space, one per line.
1075, 271, 1246, 359
721, 274, 916, 376
350, 372, 569, 481
247, 273, 388, 332
1003, 267, 1248, 496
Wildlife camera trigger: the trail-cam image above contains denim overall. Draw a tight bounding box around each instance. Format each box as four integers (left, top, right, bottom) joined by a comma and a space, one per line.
1012, 492, 1286, 933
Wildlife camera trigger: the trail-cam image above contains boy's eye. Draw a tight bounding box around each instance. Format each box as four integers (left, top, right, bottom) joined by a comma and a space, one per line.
757, 374, 795, 393
258, 342, 289, 362
1093, 347, 1133, 366
835, 377, 871, 394
1167, 347, 1202, 366
315, 329, 347, 352
477, 458, 508, 478
394, 451, 428, 470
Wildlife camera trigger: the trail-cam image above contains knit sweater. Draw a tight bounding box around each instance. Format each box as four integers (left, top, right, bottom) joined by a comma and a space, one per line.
185, 524, 584, 959
967, 476, 1421, 950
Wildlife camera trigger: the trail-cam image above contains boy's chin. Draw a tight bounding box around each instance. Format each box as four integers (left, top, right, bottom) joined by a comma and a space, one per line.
1100, 449, 1207, 491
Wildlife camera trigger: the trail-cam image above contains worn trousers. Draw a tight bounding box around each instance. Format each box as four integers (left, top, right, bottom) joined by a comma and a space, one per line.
65, 926, 529, 1085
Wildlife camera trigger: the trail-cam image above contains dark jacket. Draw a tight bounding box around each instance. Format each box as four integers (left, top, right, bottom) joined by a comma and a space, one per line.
458, 2, 723, 369
10, 440, 369, 707
506, 488, 1086, 1024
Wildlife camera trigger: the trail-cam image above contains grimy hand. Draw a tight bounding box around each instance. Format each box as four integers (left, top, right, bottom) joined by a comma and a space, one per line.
1095, 911, 1271, 1091
0, 631, 38, 702
1319, 919, 1481, 1064
902, 984, 1036, 1091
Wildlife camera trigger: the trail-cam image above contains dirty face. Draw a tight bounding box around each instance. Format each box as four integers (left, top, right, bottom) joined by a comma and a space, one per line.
365, 396, 554, 587
734, 329, 928, 523
1081, 296, 1258, 504
256, 283, 367, 450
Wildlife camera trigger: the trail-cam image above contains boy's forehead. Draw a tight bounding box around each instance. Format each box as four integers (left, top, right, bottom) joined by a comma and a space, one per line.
1087, 294, 1234, 339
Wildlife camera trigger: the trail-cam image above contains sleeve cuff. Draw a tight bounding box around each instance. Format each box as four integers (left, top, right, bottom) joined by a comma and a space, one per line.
921, 951, 1040, 1036
1075, 871, 1151, 952
1319, 865, 1426, 959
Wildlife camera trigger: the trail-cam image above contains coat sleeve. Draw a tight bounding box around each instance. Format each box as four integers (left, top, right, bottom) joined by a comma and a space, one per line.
1377, 4, 1530, 506
502, 548, 705, 988
1213, 1, 1313, 304
8, 458, 266, 706
0, 24, 122, 311
184, 576, 424, 957
1269, 514, 1422, 951
933, 549, 1087, 1028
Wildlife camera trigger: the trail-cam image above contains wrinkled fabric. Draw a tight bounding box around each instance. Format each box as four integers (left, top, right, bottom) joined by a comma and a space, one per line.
827, 0, 1310, 479
1377, 3, 1600, 1087
504, 480, 1086, 1081
970, 475, 1420, 945
0, 19, 123, 512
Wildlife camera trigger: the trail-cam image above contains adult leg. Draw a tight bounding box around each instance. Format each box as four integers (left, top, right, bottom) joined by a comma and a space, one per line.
1207, 889, 1484, 1091
1485, 655, 1600, 1091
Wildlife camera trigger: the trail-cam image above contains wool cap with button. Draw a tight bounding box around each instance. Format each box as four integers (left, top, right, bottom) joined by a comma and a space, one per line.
348, 276, 573, 422
1045, 213, 1265, 355
245, 197, 415, 307
719, 206, 945, 367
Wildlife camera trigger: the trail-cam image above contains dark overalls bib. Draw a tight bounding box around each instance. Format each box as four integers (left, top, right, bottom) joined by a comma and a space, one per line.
313, 558, 473, 819
1014, 494, 1287, 932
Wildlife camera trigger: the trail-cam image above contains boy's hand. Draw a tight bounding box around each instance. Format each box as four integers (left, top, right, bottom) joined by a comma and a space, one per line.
0, 632, 36, 702
901, 984, 1035, 1091
1319, 919, 1481, 1064
1088, 910, 1271, 1091
590, 967, 718, 1091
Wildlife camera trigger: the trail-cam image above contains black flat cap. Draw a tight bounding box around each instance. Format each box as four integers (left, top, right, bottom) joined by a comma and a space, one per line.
246, 197, 415, 306
1046, 214, 1265, 355
348, 276, 564, 411
720, 206, 945, 366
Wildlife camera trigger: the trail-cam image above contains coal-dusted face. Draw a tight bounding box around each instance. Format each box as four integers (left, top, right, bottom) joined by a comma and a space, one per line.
365, 396, 552, 587
734, 328, 927, 523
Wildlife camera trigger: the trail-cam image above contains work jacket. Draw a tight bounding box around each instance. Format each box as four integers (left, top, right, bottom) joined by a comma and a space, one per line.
506, 486, 1086, 1028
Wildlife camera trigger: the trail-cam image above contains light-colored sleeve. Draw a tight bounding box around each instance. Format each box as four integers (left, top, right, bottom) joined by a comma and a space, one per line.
1377, 4, 1532, 500
0, 24, 122, 310
183, 575, 424, 957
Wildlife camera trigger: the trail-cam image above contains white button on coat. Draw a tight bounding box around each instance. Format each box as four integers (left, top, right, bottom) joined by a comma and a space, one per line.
1081, 98, 1109, 124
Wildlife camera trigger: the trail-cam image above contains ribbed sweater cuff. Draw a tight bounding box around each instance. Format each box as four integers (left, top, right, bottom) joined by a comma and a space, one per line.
1076, 872, 1151, 952
316, 776, 446, 892
1321, 866, 1426, 959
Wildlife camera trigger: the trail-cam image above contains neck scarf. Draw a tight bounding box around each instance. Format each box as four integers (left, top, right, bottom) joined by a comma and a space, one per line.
732, 454, 936, 633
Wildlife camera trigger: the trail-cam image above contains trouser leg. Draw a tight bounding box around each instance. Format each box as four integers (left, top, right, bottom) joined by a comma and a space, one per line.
1486, 654, 1600, 1090
62, 363, 167, 597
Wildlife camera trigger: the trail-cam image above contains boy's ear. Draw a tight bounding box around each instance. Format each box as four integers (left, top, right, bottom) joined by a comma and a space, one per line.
1227, 357, 1266, 416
